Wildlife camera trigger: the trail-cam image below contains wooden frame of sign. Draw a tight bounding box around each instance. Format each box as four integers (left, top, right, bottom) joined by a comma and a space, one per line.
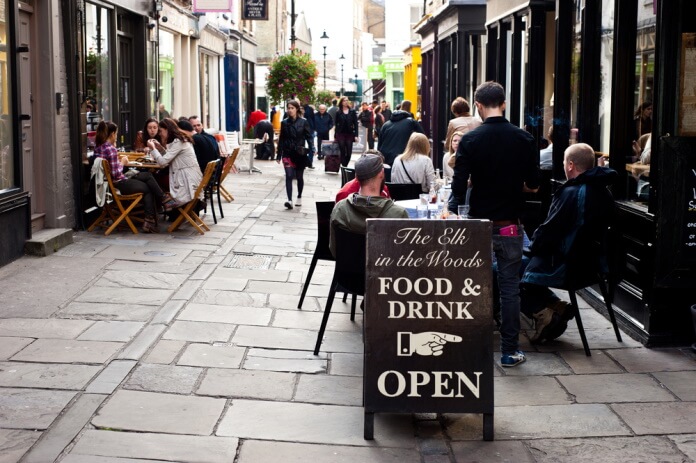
364, 219, 494, 441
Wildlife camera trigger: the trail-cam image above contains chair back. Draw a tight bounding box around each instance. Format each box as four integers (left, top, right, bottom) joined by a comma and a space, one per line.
385, 182, 422, 201
196, 160, 219, 200
333, 226, 366, 295
315, 201, 336, 261
564, 225, 610, 290
220, 148, 240, 184
340, 166, 356, 186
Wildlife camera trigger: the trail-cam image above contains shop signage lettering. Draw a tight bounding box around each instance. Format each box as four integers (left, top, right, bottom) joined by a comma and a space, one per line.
242, 0, 268, 20
364, 220, 494, 440
193, 0, 232, 13
684, 167, 696, 254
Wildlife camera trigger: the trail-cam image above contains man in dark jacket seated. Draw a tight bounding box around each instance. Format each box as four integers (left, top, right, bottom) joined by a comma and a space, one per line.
521, 143, 617, 343
188, 116, 220, 174
253, 119, 275, 160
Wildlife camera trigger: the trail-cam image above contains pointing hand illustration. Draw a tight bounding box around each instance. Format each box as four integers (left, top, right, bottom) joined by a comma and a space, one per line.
397, 332, 463, 356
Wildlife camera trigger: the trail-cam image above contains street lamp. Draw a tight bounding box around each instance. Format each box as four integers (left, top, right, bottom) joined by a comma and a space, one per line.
355, 73, 359, 97
339, 54, 345, 97
320, 30, 329, 90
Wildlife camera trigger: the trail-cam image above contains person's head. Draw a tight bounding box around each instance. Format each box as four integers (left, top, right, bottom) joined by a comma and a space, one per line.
142, 118, 159, 140
474, 81, 506, 116
159, 117, 193, 144
361, 102, 369, 110
285, 99, 303, 119
355, 153, 385, 192
400, 100, 412, 113
449, 131, 464, 154
318, 104, 327, 114
635, 101, 653, 118
563, 143, 595, 180
547, 125, 554, 143
95, 121, 118, 146
177, 119, 195, 136
371, 100, 378, 108
450, 97, 471, 117
188, 116, 203, 133
402, 132, 430, 161
159, 104, 166, 111
332, 98, 338, 107
374, 106, 382, 115
338, 96, 351, 110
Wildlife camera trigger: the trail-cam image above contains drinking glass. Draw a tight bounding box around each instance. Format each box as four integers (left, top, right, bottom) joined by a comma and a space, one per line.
419, 194, 429, 206
416, 204, 428, 218
458, 205, 470, 219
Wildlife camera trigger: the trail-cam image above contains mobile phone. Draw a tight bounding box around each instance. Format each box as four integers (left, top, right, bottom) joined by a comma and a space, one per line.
499, 224, 518, 236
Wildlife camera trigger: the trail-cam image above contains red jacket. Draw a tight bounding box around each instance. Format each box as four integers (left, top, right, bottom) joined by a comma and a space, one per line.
335, 179, 391, 202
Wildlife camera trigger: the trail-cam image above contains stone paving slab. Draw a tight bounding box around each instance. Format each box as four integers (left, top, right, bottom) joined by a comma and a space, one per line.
69, 430, 238, 463
612, 402, 696, 435
11, 339, 123, 364
606, 348, 696, 373
200, 277, 248, 291
237, 440, 421, 463
445, 404, 631, 440
0, 429, 40, 463
76, 286, 173, 306
497, 352, 573, 376
94, 271, 189, 290
0, 362, 100, 389
330, 352, 363, 376
178, 343, 246, 369
216, 399, 416, 448
243, 354, 327, 373
494, 376, 572, 406
92, 390, 225, 435
450, 440, 535, 463
193, 289, 267, 307
653, 371, 696, 401
558, 350, 625, 374
558, 373, 676, 403
272, 309, 363, 332
93, 245, 191, 262
56, 302, 159, 322
106, 261, 199, 274
527, 436, 690, 463
0, 318, 93, 339
210, 267, 292, 282
62, 455, 177, 463
0, 338, 33, 360
669, 434, 696, 461
178, 303, 272, 326
124, 364, 203, 394
294, 374, 363, 406
233, 325, 362, 353
270, 293, 318, 310
196, 368, 296, 401
0, 388, 75, 429
143, 340, 186, 364
86, 360, 137, 394
77, 321, 144, 342
246, 280, 300, 295
163, 321, 235, 343
117, 325, 166, 360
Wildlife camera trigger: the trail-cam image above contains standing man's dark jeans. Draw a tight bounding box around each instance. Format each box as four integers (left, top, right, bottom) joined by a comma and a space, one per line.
317, 132, 330, 158
492, 229, 524, 355
116, 171, 164, 217
335, 133, 354, 167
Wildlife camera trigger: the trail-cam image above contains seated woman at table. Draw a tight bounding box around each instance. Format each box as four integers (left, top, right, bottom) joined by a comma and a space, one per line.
442, 130, 464, 181
390, 132, 436, 193
147, 118, 203, 209
93, 121, 173, 233
134, 118, 162, 153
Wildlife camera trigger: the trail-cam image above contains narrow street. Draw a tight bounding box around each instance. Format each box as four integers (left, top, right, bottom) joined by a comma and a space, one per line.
1, 156, 695, 463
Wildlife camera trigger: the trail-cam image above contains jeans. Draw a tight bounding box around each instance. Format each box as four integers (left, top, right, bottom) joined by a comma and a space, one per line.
492, 230, 523, 355
335, 133, 354, 167
116, 171, 164, 217
494, 255, 560, 320
307, 131, 317, 165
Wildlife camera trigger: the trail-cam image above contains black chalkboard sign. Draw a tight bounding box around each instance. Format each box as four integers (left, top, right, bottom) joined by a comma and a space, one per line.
241, 0, 268, 20
683, 161, 696, 257
364, 219, 494, 441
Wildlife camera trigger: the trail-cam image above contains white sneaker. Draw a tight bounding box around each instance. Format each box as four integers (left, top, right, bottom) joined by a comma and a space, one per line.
284, 201, 293, 210
295, 197, 302, 206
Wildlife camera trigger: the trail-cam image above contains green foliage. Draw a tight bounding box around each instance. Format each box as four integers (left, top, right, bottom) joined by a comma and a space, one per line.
315, 89, 337, 106
266, 50, 319, 105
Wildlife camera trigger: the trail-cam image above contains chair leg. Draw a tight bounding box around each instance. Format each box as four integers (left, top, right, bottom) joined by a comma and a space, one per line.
568, 290, 591, 357
315, 279, 338, 355
210, 191, 218, 224
342, 292, 348, 303
598, 277, 623, 343
350, 293, 357, 321
217, 184, 224, 218
298, 255, 319, 309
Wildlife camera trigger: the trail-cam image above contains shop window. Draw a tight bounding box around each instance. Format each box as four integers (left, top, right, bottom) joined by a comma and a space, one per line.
200, 52, 220, 130
84, 3, 112, 133
0, 0, 15, 191
158, 30, 175, 118
569, 0, 583, 139
598, 0, 614, 155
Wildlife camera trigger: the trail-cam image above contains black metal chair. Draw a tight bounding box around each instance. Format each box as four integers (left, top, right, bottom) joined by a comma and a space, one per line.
314, 226, 366, 355
203, 158, 224, 224
340, 166, 356, 186
385, 182, 422, 201
298, 201, 336, 309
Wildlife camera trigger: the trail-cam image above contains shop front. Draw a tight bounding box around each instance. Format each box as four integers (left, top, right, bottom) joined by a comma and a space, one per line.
198, 25, 227, 131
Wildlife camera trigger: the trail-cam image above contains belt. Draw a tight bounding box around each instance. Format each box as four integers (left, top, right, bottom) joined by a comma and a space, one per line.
492, 220, 519, 226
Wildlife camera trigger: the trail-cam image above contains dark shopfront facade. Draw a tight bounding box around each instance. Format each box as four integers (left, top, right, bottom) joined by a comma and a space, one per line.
482, 0, 696, 345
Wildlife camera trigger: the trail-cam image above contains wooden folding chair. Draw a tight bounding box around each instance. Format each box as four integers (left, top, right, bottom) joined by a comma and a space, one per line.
167, 160, 218, 235
88, 159, 144, 235
217, 147, 239, 202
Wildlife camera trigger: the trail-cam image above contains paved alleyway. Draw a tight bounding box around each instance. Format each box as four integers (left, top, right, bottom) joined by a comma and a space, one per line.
1, 155, 695, 463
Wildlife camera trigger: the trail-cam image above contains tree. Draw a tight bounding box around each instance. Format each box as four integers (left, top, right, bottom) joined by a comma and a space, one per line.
315, 89, 337, 106
266, 50, 319, 105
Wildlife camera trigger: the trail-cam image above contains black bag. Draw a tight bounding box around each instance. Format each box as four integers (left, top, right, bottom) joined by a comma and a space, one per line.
290, 147, 308, 169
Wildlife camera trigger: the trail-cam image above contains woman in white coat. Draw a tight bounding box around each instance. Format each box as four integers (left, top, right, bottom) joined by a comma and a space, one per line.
148, 118, 203, 208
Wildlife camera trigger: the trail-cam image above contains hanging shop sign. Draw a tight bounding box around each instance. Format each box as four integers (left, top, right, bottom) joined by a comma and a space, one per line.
242, 0, 269, 20
193, 0, 232, 13
363, 219, 494, 441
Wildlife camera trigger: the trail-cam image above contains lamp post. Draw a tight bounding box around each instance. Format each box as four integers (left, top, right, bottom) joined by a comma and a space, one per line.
320, 30, 329, 90
339, 54, 345, 97
355, 73, 359, 98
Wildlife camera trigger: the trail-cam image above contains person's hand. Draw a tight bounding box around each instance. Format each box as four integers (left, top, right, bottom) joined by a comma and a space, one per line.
410, 332, 462, 356
597, 156, 606, 167
120, 155, 129, 166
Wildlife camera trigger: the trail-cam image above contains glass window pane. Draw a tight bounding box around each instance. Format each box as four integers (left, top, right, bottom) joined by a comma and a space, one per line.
598, 0, 614, 154
85, 3, 112, 125
159, 29, 174, 118
0, 0, 15, 191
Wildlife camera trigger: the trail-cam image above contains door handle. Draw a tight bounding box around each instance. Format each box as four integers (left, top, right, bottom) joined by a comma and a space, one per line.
19, 114, 31, 121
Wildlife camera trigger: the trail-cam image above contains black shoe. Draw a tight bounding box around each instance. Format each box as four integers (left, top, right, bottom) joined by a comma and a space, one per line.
284, 201, 293, 210
307, 164, 315, 169
317, 155, 324, 160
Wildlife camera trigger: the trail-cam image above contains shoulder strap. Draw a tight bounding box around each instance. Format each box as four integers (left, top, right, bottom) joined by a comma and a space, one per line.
400, 159, 417, 184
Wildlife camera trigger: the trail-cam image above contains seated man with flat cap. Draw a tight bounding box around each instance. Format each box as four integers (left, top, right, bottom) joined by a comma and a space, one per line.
330, 154, 408, 256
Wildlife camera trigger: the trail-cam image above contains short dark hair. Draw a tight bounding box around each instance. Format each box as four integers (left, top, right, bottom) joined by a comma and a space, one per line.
450, 97, 471, 117
177, 119, 194, 132
401, 100, 412, 112
474, 81, 506, 108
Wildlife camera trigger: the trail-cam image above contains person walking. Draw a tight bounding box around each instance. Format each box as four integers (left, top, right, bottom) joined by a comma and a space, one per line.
314, 104, 334, 160
377, 100, 423, 166
448, 81, 540, 368
333, 96, 359, 167
276, 99, 315, 210
358, 102, 375, 150
303, 104, 317, 169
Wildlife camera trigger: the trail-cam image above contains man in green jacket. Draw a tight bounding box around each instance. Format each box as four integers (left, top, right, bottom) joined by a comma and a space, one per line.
330, 154, 409, 256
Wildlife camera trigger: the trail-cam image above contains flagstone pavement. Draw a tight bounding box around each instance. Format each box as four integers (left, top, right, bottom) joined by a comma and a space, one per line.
0, 154, 695, 463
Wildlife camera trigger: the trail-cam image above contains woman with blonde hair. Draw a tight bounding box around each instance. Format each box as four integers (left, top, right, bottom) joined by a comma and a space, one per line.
443, 130, 464, 180
390, 132, 436, 193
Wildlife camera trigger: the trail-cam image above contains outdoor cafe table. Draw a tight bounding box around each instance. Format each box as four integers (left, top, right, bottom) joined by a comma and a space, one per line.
394, 199, 441, 218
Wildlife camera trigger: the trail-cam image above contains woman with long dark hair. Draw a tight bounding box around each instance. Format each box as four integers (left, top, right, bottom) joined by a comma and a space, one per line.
276, 99, 314, 209
333, 96, 359, 167
134, 118, 161, 153
93, 121, 170, 233
634, 101, 652, 139
147, 118, 203, 208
